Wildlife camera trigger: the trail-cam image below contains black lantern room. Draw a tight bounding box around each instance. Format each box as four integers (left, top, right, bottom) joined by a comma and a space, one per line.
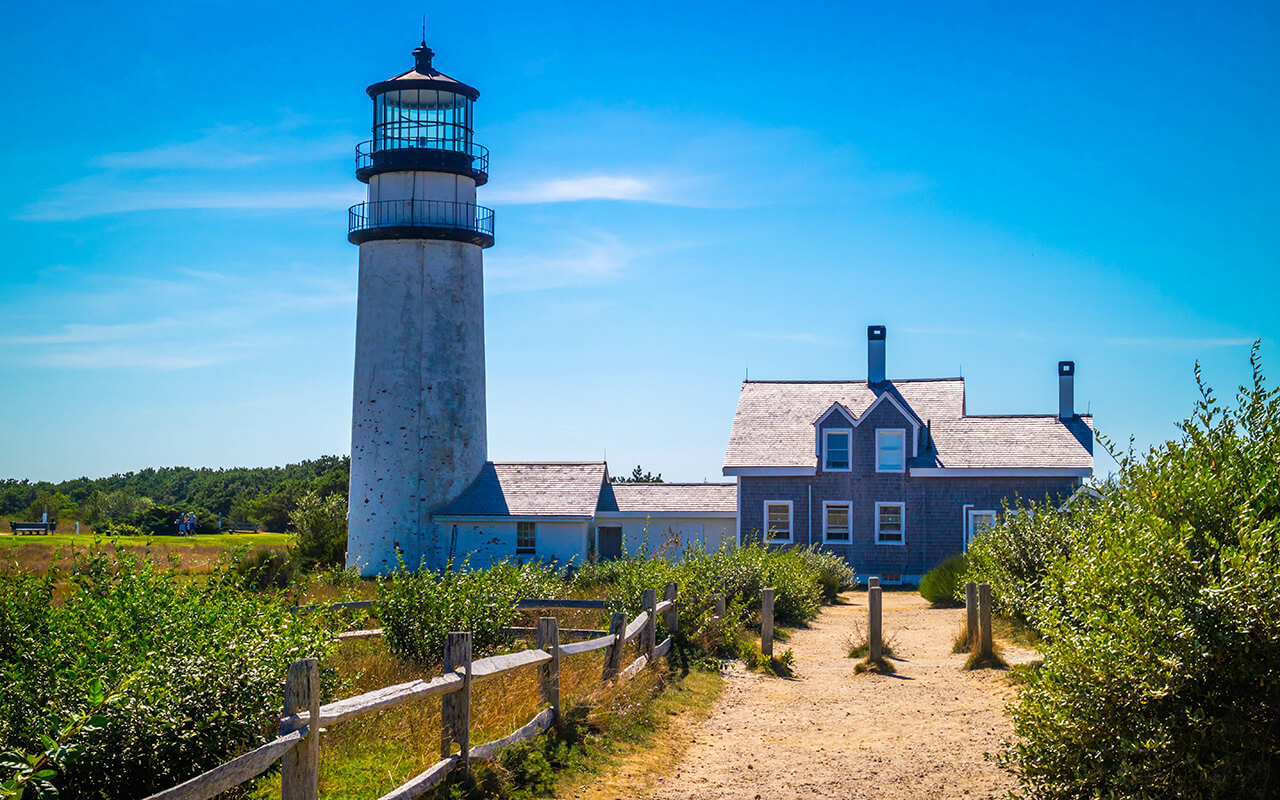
355, 43, 489, 185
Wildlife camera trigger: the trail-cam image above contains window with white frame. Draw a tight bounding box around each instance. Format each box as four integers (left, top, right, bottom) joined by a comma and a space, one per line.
516, 521, 536, 554
876, 429, 906, 472
764, 501, 792, 542
875, 502, 905, 544
823, 430, 851, 471
823, 501, 852, 542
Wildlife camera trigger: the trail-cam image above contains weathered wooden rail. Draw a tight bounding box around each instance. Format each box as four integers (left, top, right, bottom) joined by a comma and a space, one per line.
143, 583, 682, 800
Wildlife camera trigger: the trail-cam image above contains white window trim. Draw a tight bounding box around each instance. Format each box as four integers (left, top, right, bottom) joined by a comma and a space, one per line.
763, 500, 794, 544
822, 429, 853, 472
966, 508, 997, 550
516, 520, 536, 554
874, 501, 906, 546
822, 500, 853, 543
875, 428, 907, 473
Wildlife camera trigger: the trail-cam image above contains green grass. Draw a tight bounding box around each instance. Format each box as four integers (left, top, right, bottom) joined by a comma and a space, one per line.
0, 532, 293, 549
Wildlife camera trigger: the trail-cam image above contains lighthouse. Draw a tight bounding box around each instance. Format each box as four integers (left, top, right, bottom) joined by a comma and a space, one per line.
346, 41, 494, 575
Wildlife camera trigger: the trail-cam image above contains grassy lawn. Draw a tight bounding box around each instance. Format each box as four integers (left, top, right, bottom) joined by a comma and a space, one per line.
0, 532, 293, 574
0, 532, 292, 548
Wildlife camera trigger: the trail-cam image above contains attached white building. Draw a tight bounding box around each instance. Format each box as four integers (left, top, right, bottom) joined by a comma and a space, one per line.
431, 461, 737, 567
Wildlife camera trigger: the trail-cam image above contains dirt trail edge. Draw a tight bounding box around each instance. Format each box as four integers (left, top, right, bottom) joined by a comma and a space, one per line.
650, 591, 1035, 800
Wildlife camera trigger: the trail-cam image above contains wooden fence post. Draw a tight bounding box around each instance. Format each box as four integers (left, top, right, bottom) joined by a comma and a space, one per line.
663, 581, 678, 633
868, 576, 880, 590
978, 583, 994, 660
761, 587, 774, 658
714, 594, 726, 617
642, 589, 657, 660
280, 658, 319, 800
965, 581, 978, 650
536, 617, 561, 720
868, 586, 883, 663
441, 631, 472, 773
602, 611, 626, 680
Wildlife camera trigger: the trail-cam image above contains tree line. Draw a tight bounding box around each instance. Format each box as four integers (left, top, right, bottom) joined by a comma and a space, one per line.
0, 456, 349, 535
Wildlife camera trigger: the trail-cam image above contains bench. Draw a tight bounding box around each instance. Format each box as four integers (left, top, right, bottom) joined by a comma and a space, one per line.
9, 521, 57, 534
225, 522, 260, 533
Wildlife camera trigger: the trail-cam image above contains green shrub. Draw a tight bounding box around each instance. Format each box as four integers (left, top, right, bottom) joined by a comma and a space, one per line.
289, 489, 348, 571
0, 547, 335, 799
234, 546, 297, 591
993, 348, 1280, 798
378, 559, 564, 663
918, 553, 966, 606
791, 546, 858, 602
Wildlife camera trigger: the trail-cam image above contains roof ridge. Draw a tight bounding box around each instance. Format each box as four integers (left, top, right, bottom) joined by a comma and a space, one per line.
960, 414, 1094, 420
611, 482, 736, 487
744, 377, 964, 385
490, 461, 606, 466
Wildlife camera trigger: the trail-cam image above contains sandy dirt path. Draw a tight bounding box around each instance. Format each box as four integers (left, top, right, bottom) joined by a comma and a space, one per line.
648, 591, 1034, 800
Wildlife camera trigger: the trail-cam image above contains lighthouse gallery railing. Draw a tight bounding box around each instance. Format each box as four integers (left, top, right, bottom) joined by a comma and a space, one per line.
348, 200, 495, 238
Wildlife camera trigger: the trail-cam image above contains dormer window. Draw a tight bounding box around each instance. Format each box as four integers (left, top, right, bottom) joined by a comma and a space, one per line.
823, 430, 851, 471
876, 429, 906, 473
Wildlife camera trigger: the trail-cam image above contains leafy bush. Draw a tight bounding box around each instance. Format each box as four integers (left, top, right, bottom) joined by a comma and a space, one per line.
234, 546, 297, 591
991, 348, 1280, 799
791, 546, 858, 602
378, 559, 564, 663
0, 547, 335, 799
289, 489, 348, 571
917, 553, 966, 606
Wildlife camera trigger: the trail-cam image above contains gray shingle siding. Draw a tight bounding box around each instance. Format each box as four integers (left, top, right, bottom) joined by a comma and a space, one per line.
739, 473, 1079, 579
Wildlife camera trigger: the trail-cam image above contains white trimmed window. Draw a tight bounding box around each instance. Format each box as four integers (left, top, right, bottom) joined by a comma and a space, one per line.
823, 501, 852, 542
876, 429, 906, 473
875, 502, 905, 545
516, 521, 536, 554
823, 430, 852, 471
764, 501, 793, 543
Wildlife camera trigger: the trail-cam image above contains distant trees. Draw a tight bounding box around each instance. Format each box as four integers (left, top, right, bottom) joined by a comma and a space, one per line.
0, 456, 350, 534
614, 465, 663, 483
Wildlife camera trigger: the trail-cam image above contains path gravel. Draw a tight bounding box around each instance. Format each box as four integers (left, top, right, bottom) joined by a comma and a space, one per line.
648, 591, 1034, 800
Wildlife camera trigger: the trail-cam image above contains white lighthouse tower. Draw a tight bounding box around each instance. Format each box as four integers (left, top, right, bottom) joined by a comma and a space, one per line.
346, 41, 493, 575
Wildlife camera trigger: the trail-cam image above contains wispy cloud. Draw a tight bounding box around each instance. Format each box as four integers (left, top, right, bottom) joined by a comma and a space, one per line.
1105, 337, 1255, 348
742, 332, 840, 346
489, 174, 672, 205
90, 120, 351, 171
0, 266, 353, 371
18, 180, 361, 221
485, 230, 636, 292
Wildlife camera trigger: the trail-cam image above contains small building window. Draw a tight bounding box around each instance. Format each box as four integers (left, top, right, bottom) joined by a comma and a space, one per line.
875, 502, 905, 545
764, 501, 792, 543
876, 429, 906, 473
823, 430, 851, 471
823, 501, 852, 542
516, 521, 536, 554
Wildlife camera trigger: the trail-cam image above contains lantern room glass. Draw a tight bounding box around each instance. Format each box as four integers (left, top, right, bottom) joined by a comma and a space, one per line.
373, 89, 473, 154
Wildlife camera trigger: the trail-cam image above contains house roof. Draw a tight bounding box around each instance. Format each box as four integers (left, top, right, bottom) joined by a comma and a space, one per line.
597, 482, 738, 514
433, 462, 607, 518
723, 379, 1093, 471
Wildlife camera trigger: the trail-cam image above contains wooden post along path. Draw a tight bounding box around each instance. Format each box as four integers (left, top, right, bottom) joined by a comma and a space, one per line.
714, 594, 726, 617
602, 611, 626, 680
642, 589, 657, 660
965, 581, 979, 650
977, 583, 994, 660
280, 659, 319, 800
761, 587, 775, 658
662, 582, 678, 632
441, 632, 472, 773
536, 617, 561, 720
868, 576, 880, 590
868, 586, 883, 663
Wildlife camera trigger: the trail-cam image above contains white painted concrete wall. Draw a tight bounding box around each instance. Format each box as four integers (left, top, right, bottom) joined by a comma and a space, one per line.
369, 172, 477, 203
442, 520, 590, 568
597, 515, 737, 558
346, 236, 487, 575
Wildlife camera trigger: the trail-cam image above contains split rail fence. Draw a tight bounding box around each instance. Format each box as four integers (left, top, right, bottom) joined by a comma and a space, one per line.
142, 582, 683, 800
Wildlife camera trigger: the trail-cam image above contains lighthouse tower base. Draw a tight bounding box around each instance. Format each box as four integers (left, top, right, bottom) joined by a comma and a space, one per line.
346, 238, 488, 575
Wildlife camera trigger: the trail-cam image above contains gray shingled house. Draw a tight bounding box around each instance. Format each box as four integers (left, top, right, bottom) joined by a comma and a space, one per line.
432, 462, 736, 567
723, 325, 1094, 584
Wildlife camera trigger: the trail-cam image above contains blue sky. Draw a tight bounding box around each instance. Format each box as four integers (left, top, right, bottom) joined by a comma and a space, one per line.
1, 1, 1276, 482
